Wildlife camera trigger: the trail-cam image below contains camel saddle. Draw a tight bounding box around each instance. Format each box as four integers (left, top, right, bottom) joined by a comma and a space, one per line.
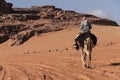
76, 32, 97, 48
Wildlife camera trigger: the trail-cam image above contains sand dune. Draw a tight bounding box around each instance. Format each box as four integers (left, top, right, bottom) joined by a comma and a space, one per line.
0, 25, 120, 80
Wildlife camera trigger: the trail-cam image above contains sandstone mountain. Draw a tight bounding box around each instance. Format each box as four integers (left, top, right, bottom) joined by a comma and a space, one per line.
0, 0, 13, 14
0, 1, 119, 46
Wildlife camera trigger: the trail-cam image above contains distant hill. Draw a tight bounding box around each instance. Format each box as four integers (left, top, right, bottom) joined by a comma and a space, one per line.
0, 1, 119, 46
12, 6, 119, 25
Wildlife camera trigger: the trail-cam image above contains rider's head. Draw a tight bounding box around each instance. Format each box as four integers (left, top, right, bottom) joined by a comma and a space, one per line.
82, 16, 87, 20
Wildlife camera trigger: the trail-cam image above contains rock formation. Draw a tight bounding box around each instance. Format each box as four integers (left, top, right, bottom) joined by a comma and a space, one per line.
0, 0, 13, 14
0, 4, 119, 46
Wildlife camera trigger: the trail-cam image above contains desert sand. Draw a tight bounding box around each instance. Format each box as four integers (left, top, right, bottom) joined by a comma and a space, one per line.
0, 25, 120, 80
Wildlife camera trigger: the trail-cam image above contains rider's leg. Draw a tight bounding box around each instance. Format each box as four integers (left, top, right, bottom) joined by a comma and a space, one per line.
74, 34, 80, 50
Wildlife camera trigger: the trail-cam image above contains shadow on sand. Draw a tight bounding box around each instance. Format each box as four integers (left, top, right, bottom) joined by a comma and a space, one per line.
110, 63, 120, 66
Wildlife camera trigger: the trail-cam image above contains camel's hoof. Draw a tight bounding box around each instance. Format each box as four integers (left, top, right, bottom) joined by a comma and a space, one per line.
87, 66, 91, 69
83, 64, 87, 68
87, 66, 95, 69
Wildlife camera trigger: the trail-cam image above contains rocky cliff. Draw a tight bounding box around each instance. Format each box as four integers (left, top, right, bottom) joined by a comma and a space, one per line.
0, 0, 13, 14
0, 3, 119, 46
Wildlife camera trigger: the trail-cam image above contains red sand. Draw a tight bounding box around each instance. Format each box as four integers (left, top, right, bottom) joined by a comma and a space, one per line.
0, 25, 120, 80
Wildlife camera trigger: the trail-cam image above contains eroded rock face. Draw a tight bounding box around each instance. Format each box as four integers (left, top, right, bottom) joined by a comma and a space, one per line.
90, 19, 118, 26
0, 0, 13, 14
10, 30, 35, 46
0, 23, 64, 46
0, 34, 9, 43
0, 5, 119, 46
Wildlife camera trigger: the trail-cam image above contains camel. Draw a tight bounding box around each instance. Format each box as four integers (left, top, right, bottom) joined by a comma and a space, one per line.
75, 32, 96, 68
80, 37, 93, 68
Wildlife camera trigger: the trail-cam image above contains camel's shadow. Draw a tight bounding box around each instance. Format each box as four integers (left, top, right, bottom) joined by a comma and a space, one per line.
94, 62, 120, 69
110, 63, 120, 66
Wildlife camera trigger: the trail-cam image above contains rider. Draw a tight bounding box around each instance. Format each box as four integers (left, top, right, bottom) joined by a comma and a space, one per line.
74, 16, 92, 49
80, 16, 92, 33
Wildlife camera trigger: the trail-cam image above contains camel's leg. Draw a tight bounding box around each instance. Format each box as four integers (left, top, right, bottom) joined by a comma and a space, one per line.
81, 49, 87, 68
84, 49, 92, 68
84, 39, 92, 68
88, 52, 92, 68
88, 40, 93, 68
83, 49, 90, 68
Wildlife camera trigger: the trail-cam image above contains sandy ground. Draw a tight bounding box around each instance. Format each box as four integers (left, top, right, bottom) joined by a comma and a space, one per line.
0, 25, 120, 80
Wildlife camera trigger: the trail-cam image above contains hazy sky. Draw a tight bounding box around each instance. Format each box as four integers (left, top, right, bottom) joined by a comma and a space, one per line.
6, 0, 120, 25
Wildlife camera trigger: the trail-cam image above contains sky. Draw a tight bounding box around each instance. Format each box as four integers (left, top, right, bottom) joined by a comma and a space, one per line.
6, 0, 120, 25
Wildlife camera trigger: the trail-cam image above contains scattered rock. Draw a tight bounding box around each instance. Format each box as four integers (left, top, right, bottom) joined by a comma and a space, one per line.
65, 48, 69, 50
0, 65, 2, 70
48, 50, 51, 52
110, 42, 113, 44
56, 49, 59, 51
